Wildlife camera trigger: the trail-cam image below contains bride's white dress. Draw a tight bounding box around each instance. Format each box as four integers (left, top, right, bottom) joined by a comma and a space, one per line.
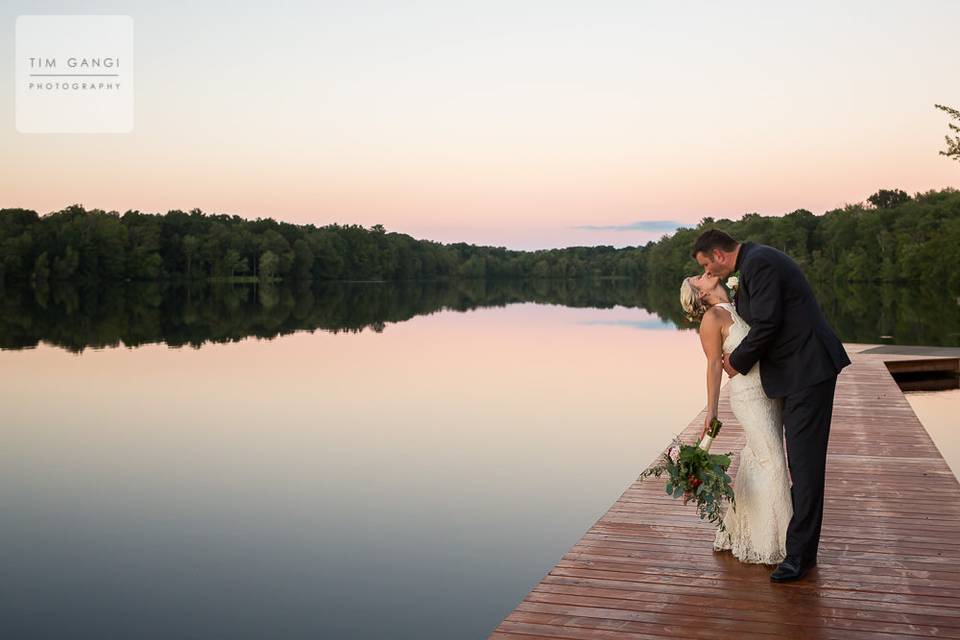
713, 302, 793, 564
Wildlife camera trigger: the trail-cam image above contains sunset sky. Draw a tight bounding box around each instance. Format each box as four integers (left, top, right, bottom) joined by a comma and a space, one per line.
3, 1, 958, 250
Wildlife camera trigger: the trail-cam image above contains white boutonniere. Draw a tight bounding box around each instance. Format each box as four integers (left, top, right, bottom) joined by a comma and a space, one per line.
726, 271, 740, 298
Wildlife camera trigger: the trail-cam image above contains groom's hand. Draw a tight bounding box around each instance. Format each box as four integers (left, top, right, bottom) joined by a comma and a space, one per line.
722, 356, 739, 378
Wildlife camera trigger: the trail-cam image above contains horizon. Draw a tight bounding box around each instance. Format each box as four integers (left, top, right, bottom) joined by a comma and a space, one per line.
10, 184, 947, 252
3, 1, 959, 250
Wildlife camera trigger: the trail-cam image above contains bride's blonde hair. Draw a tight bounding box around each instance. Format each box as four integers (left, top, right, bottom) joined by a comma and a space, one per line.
679, 276, 707, 322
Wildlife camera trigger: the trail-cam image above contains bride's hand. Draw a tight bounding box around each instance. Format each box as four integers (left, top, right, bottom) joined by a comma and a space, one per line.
702, 413, 716, 440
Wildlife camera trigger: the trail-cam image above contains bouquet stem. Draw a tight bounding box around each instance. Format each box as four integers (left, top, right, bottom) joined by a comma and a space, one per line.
698, 417, 723, 452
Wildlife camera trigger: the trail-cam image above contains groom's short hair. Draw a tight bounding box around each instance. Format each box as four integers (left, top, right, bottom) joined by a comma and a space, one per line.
692, 229, 738, 258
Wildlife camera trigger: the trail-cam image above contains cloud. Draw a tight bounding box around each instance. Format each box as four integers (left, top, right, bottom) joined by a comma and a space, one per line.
578, 318, 675, 330
572, 220, 691, 233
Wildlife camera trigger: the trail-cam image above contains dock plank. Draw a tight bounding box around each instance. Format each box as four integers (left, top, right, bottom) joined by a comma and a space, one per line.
489, 351, 960, 638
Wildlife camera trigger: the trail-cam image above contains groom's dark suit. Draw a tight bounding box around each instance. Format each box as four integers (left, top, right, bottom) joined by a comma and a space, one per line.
728, 242, 851, 568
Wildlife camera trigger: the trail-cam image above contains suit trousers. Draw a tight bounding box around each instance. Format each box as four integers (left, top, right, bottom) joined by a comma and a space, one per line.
782, 374, 838, 565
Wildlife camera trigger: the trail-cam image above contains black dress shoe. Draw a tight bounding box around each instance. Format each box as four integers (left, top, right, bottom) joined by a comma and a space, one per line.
770, 557, 807, 582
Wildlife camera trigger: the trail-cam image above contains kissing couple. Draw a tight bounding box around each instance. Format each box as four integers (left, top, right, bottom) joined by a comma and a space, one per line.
679, 229, 851, 582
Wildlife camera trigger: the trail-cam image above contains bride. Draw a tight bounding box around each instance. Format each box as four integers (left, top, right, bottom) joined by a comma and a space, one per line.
679, 272, 793, 564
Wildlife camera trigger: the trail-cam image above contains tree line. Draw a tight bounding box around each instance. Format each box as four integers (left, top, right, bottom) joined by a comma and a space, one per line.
0, 205, 640, 286
641, 187, 960, 287
1, 187, 958, 288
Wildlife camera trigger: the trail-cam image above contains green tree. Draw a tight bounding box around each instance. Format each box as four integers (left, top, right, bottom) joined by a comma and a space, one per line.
183, 234, 200, 279
53, 245, 79, 280
868, 189, 911, 209
259, 250, 279, 280
224, 249, 247, 278
935, 104, 960, 162
32, 251, 50, 284
292, 238, 314, 280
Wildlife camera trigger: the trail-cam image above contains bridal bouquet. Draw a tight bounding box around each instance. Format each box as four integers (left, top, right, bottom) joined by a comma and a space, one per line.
639, 418, 736, 532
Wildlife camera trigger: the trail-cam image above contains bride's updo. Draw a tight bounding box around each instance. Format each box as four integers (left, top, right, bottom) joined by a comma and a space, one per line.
679, 276, 707, 322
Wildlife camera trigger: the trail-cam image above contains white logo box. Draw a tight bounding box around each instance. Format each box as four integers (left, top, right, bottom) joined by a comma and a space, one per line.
15, 15, 134, 133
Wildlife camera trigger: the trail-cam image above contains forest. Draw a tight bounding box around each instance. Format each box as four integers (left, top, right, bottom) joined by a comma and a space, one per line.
1, 187, 958, 288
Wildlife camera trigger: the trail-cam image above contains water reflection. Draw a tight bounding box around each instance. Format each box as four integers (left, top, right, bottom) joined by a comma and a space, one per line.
0, 285, 957, 639
1, 278, 958, 353
0, 302, 712, 639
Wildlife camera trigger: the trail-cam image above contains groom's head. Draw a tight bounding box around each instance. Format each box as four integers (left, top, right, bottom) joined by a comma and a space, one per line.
692, 229, 740, 278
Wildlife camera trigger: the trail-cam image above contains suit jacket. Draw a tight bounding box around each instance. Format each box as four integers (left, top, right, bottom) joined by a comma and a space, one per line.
728, 242, 851, 398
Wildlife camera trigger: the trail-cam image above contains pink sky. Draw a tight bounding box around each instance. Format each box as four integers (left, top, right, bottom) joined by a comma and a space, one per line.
2, 2, 958, 249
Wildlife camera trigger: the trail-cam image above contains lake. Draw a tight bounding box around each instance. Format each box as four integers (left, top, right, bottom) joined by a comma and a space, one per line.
1, 279, 957, 639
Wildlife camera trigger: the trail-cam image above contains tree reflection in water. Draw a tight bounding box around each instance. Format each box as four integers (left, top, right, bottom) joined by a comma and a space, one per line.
1, 278, 957, 352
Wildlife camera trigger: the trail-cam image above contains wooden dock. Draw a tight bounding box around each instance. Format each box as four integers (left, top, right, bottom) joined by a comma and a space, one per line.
489, 349, 960, 639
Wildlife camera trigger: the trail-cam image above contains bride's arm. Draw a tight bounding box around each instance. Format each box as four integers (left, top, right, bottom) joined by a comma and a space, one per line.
698, 309, 724, 440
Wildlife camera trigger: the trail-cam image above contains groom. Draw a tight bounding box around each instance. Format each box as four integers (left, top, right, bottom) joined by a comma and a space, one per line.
692, 229, 851, 582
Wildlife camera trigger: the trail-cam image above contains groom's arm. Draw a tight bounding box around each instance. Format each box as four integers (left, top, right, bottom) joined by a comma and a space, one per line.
728, 259, 783, 375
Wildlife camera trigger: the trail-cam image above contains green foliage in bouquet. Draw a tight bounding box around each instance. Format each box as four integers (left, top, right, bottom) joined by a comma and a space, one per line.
639, 418, 737, 532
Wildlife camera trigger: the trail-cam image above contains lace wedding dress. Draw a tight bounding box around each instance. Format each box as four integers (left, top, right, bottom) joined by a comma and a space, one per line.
713, 302, 793, 564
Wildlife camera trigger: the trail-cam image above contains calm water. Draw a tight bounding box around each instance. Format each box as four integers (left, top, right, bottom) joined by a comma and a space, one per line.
1, 280, 957, 639
905, 388, 960, 478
